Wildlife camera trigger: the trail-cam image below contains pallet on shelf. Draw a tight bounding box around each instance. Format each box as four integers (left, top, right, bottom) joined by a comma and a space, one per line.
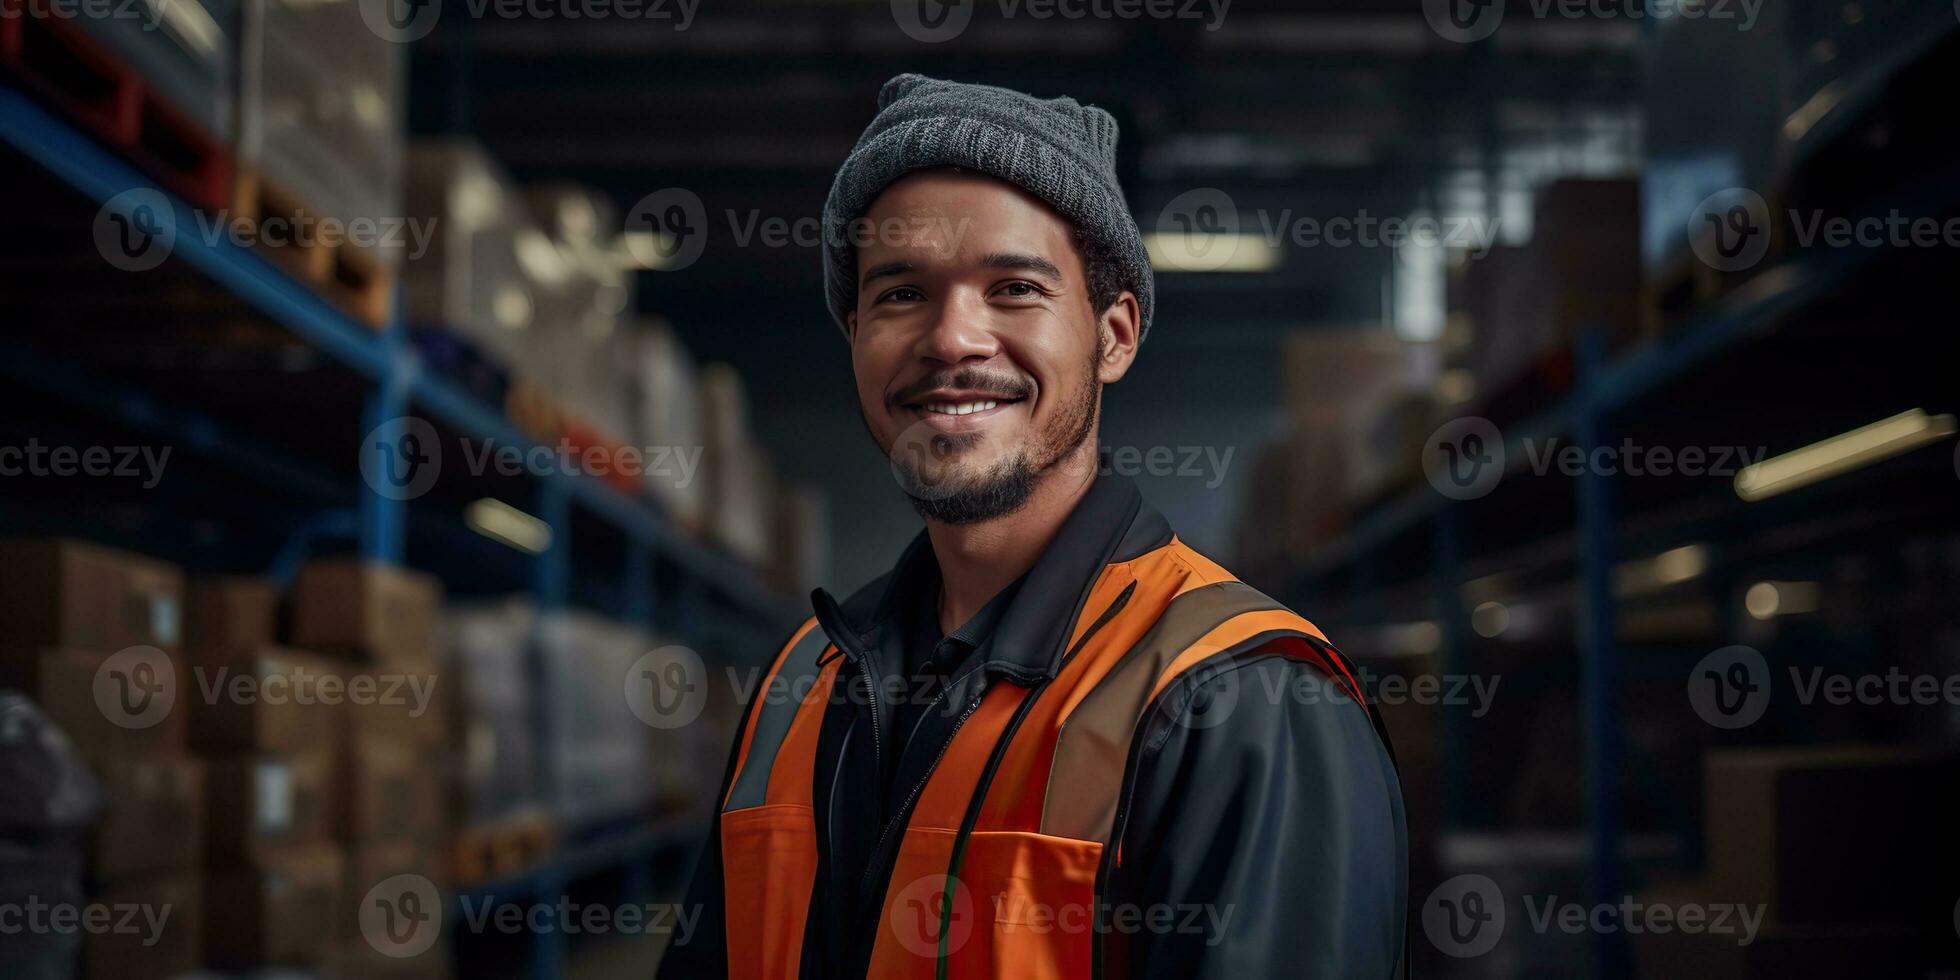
230, 166, 395, 328
449, 809, 556, 887
0, 0, 230, 209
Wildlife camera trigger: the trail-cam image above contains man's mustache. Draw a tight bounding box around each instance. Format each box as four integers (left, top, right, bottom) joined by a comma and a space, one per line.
890, 368, 1034, 406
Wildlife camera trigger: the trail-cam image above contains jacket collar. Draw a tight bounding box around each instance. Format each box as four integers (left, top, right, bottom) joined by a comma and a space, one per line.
815, 471, 1170, 684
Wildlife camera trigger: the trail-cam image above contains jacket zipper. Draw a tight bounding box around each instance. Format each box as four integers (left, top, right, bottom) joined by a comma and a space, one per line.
935, 579, 1137, 980
859, 677, 985, 898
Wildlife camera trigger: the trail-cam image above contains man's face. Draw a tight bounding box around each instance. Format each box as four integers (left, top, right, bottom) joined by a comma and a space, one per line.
848, 169, 1136, 523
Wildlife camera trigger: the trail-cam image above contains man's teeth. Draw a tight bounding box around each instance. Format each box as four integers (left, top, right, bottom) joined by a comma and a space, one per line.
923, 400, 999, 416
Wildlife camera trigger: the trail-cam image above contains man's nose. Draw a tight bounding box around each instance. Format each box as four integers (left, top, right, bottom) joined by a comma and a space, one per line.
914, 290, 999, 364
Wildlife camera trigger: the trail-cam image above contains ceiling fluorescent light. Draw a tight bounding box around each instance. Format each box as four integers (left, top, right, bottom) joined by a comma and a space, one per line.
1142, 232, 1280, 273
1735, 409, 1957, 502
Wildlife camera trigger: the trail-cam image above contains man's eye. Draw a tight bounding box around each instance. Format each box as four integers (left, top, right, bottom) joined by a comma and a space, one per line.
999, 281, 1040, 298
879, 287, 924, 303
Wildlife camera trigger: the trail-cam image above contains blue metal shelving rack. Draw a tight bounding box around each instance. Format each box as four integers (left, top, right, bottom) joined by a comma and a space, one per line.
1292, 236, 1920, 978
0, 83, 794, 979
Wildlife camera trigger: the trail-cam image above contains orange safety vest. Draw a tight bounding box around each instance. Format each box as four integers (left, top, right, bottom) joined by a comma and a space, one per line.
718, 536, 1378, 979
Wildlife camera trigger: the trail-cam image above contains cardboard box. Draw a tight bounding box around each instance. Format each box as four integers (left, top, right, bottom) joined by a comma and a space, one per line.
0, 539, 183, 654
292, 559, 442, 664
336, 732, 444, 842
91, 756, 205, 879
204, 749, 334, 863
340, 666, 448, 747
1705, 745, 1960, 928
202, 845, 343, 968
1282, 326, 1429, 433
185, 577, 281, 654
81, 873, 200, 980
0, 648, 189, 762
1450, 179, 1644, 412
185, 647, 342, 753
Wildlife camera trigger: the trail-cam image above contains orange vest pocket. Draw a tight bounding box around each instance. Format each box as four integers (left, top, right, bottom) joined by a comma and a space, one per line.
722, 804, 818, 980
870, 829, 1104, 980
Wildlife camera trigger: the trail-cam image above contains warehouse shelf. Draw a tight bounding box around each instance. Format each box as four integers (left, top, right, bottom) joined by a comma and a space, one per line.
0, 83, 801, 631
0, 81, 793, 980
453, 808, 707, 980
1297, 222, 1925, 597
1289, 173, 1958, 977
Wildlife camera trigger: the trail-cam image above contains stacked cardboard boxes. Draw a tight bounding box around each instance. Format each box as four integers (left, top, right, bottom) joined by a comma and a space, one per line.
181, 576, 343, 971
0, 539, 202, 980
291, 559, 452, 978
1632, 745, 1959, 978
1448, 178, 1645, 424
1237, 325, 1435, 576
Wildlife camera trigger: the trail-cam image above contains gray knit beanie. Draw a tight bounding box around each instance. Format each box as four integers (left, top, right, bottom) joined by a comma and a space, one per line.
821, 74, 1155, 341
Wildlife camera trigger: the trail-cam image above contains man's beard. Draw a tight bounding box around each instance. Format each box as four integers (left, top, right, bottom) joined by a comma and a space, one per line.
883, 342, 1101, 526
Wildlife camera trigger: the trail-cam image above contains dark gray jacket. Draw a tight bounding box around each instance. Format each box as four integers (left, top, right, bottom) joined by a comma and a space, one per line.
660, 475, 1407, 978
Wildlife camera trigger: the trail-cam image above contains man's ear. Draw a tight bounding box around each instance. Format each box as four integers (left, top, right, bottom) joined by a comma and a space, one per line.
1096, 291, 1141, 384
846, 310, 858, 341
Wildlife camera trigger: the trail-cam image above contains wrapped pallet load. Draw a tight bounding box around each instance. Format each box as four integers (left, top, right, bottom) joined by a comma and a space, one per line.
536, 611, 655, 827
632, 318, 708, 528
699, 364, 775, 564
526, 184, 638, 448
236, 0, 404, 325
439, 600, 540, 830
402, 140, 540, 399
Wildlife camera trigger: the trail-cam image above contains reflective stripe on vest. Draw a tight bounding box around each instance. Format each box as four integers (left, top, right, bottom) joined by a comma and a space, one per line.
719, 537, 1362, 979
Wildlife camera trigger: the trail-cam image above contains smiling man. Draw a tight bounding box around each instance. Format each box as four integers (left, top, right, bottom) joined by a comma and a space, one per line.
658, 74, 1407, 979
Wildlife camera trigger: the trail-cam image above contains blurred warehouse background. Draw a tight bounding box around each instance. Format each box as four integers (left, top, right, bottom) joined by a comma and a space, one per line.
0, 0, 1958, 977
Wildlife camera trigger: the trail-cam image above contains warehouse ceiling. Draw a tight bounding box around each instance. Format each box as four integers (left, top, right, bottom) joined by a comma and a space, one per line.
406, 0, 1642, 586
